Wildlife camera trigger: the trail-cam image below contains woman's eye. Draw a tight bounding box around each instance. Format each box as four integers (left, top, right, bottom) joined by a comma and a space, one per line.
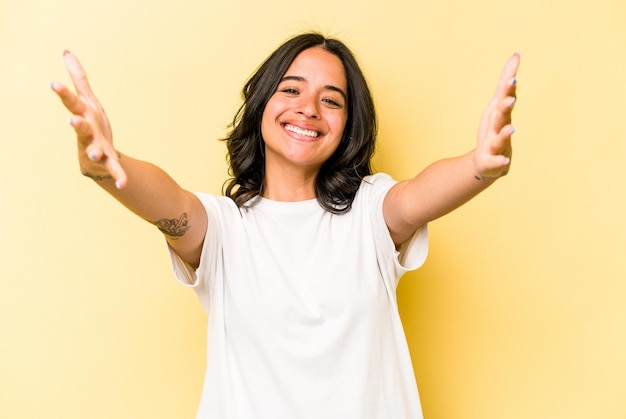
323, 98, 342, 107
281, 88, 299, 95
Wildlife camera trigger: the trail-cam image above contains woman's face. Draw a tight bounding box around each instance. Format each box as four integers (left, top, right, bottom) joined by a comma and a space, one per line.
261, 47, 348, 176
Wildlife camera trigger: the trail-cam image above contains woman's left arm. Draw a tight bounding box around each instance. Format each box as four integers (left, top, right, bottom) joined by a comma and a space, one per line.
384, 53, 521, 246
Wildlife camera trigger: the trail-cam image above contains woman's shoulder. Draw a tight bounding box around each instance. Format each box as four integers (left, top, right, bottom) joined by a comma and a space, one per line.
352, 172, 398, 209
360, 172, 397, 193
362, 172, 395, 184
193, 193, 243, 218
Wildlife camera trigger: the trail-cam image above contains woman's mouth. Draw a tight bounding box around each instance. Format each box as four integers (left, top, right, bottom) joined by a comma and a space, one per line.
284, 124, 320, 138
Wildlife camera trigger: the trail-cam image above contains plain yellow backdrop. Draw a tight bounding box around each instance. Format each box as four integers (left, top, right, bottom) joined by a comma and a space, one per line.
2, 0, 626, 418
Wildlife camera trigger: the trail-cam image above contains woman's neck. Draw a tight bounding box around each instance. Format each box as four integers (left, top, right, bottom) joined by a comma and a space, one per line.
263, 164, 318, 202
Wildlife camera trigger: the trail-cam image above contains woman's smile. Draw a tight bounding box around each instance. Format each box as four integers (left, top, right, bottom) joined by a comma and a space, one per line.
283, 123, 321, 139
261, 46, 348, 173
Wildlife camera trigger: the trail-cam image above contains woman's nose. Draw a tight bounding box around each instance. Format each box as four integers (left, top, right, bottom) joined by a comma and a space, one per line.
296, 95, 319, 119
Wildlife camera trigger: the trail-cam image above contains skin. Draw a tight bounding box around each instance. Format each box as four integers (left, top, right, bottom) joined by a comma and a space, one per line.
50, 47, 519, 266
384, 53, 519, 244
260, 47, 349, 201
50, 50, 207, 267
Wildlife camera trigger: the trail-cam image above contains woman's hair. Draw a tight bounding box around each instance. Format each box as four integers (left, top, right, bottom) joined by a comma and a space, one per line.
222, 32, 377, 214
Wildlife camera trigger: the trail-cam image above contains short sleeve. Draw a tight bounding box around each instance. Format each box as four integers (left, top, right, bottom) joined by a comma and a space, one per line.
166, 193, 226, 301
362, 173, 429, 287
397, 224, 428, 270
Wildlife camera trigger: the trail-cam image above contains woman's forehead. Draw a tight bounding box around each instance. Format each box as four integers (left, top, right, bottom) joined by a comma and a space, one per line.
283, 47, 347, 90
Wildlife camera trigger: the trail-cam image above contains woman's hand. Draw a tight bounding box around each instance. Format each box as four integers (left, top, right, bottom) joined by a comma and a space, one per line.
51, 50, 127, 189
474, 52, 520, 180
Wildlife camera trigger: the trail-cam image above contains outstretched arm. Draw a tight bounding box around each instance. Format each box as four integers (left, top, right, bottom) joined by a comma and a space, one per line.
384, 53, 520, 246
51, 50, 207, 268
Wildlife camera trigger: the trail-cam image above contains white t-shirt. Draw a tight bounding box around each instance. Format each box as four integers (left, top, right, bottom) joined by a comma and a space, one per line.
168, 173, 428, 419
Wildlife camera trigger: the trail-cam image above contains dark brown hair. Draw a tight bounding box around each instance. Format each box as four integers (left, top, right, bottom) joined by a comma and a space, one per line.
223, 32, 377, 213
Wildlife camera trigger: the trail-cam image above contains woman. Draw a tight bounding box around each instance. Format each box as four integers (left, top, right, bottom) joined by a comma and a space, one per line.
51, 32, 519, 419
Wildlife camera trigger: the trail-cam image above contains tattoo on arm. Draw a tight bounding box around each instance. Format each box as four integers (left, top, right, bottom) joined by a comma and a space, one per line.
80, 153, 122, 181
152, 213, 191, 238
81, 170, 113, 181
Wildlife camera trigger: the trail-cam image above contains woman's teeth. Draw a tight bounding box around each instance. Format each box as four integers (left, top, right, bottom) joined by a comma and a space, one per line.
285, 124, 319, 138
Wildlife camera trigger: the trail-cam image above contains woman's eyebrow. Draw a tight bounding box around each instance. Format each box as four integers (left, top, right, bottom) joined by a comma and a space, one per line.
280, 75, 347, 102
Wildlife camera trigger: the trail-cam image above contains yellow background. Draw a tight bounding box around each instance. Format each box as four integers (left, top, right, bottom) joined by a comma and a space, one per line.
2, 0, 625, 418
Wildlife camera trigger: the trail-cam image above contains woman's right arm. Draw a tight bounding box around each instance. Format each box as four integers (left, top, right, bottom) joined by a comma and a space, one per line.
51, 50, 207, 268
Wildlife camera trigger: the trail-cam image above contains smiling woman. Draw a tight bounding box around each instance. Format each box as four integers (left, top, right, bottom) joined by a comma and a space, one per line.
50, 31, 519, 419
260, 47, 348, 200
224, 33, 377, 213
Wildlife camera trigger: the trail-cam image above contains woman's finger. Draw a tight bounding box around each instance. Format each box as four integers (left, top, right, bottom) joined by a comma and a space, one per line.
490, 124, 515, 154
104, 154, 128, 189
500, 96, 516, 113
85, 144, 103, 162
67, 115, 94, 141
493, 52, 520, 99
481, 154, 512, 178
50, 82, 87, 115
491, 95, 516, 132
62, 50, 97, 100
81, 143, 127, 188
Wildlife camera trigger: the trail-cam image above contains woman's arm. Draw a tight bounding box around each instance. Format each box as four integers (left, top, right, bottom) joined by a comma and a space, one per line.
384, 52, 520, 246
51, 50, 207, 268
